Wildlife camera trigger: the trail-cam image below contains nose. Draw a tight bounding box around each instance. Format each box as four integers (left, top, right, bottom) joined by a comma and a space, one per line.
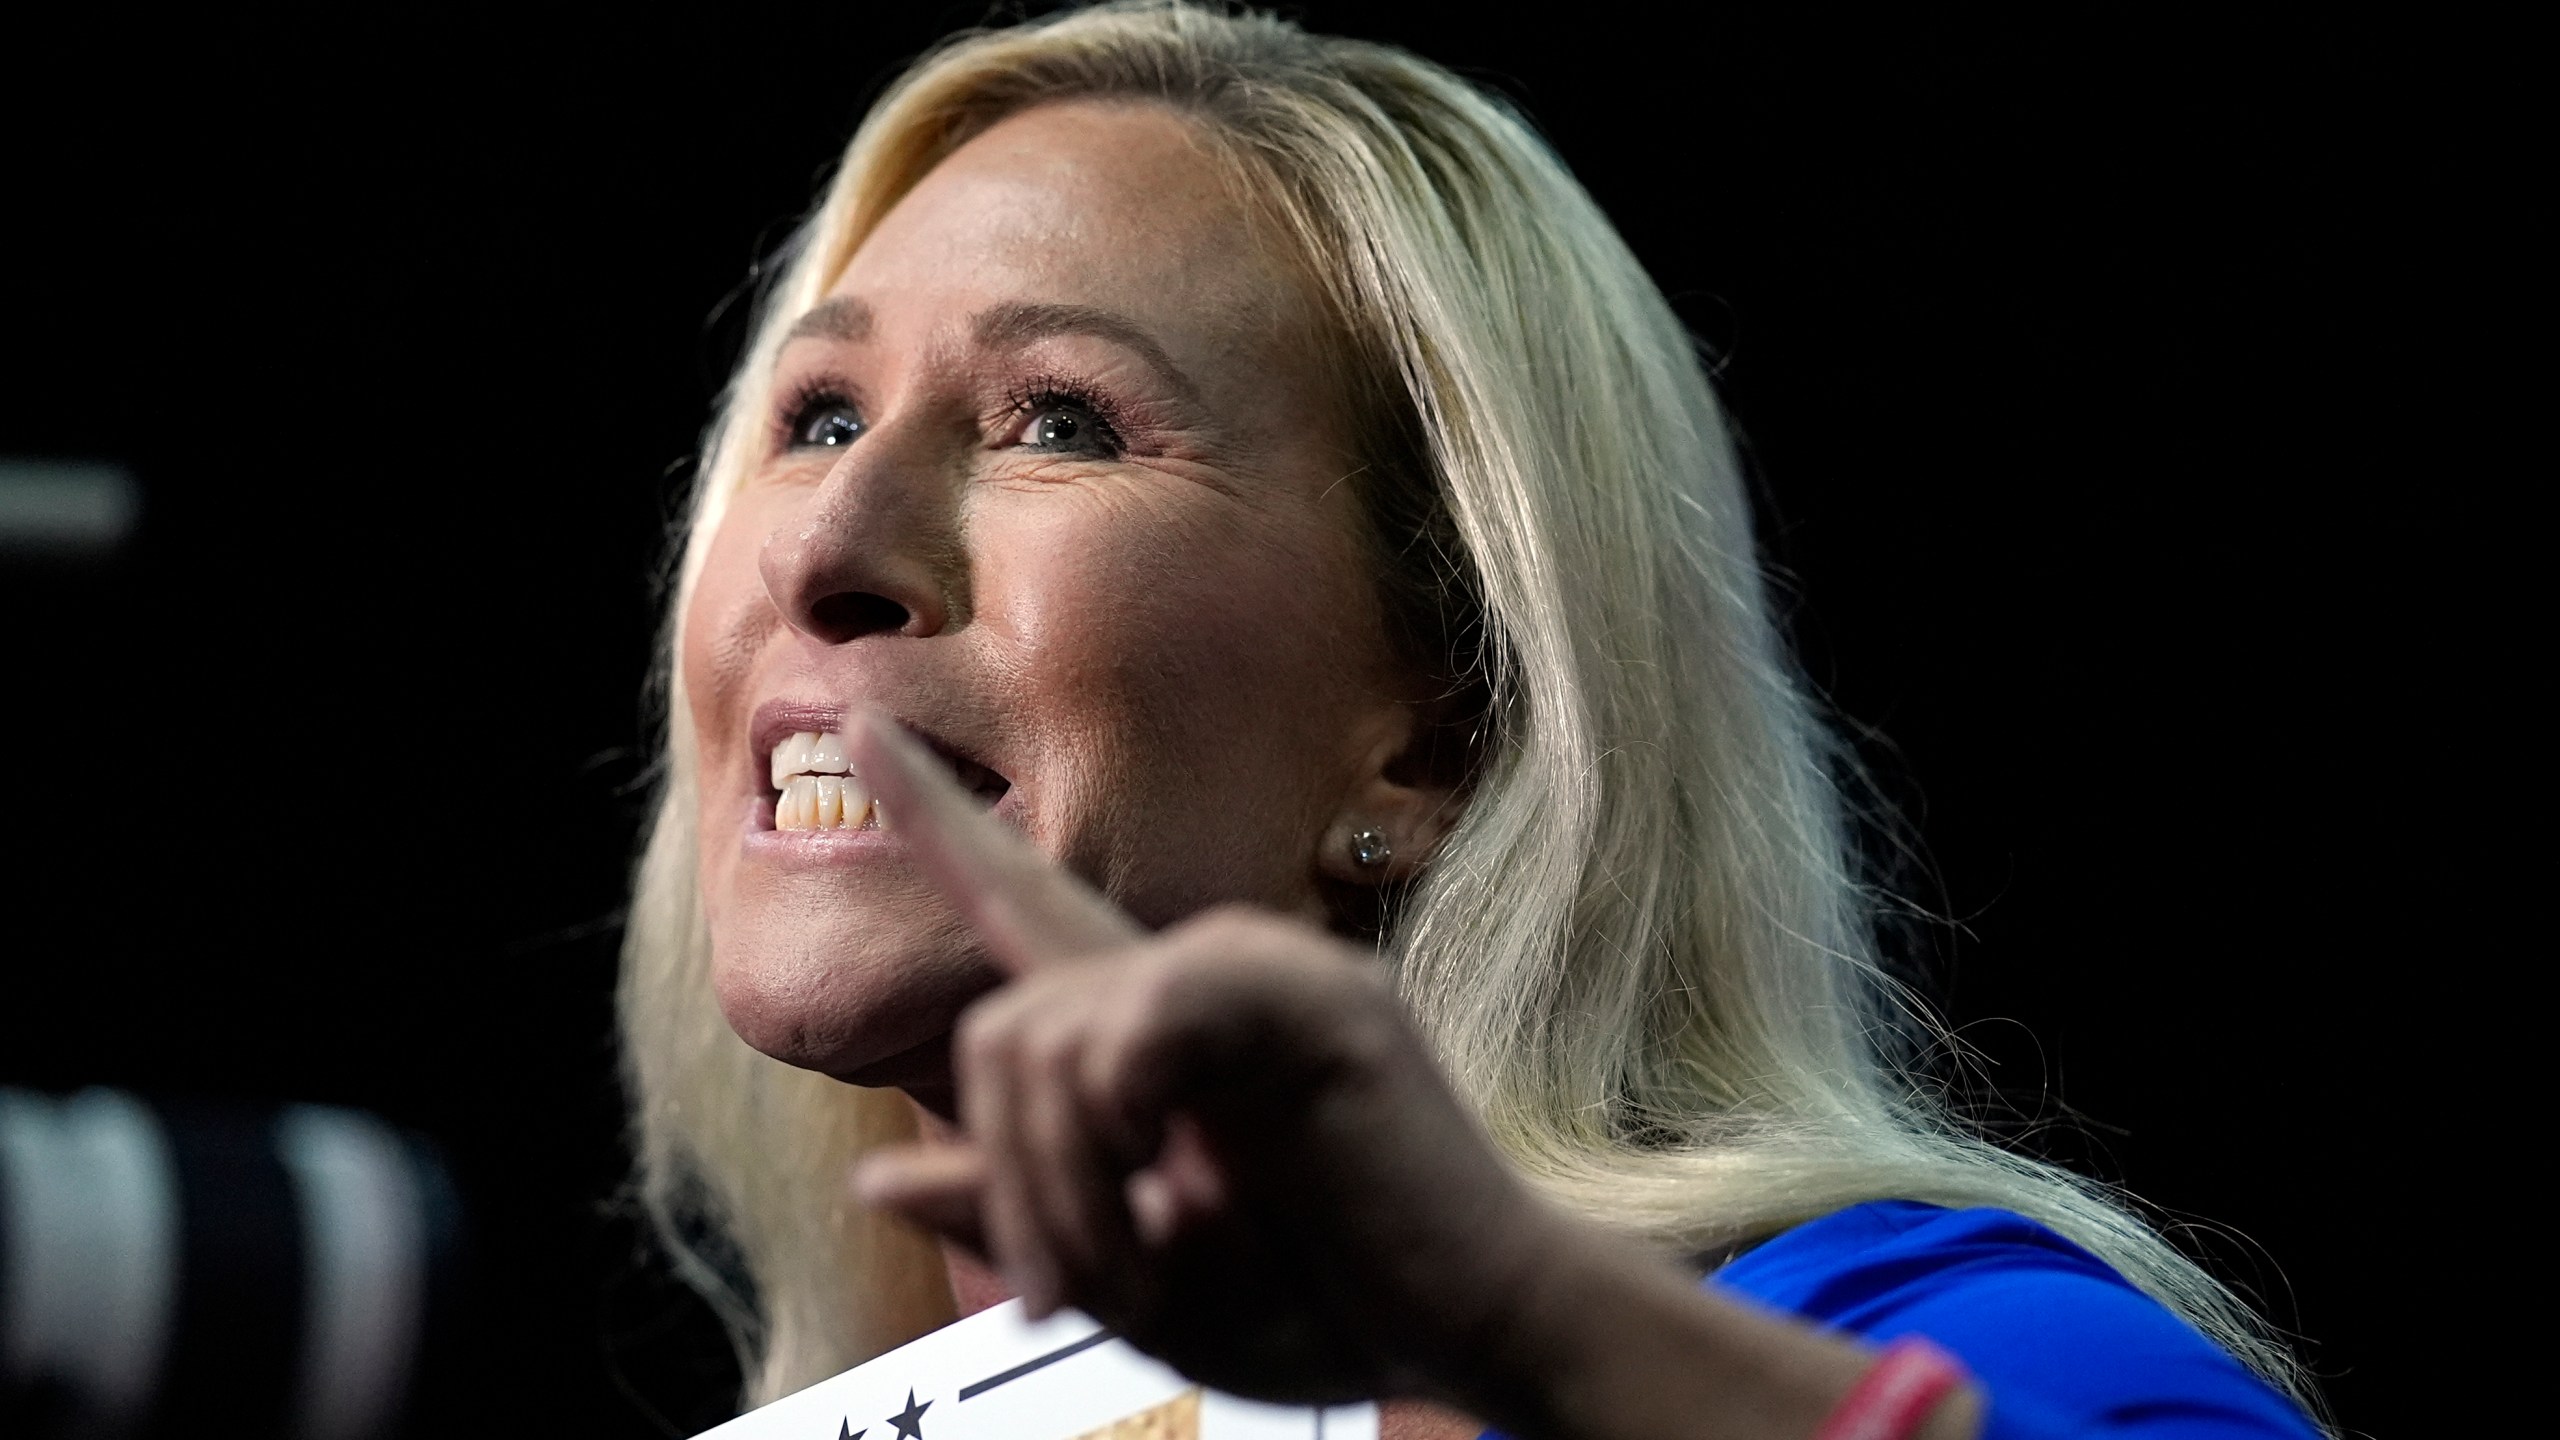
757, 439, 962, 643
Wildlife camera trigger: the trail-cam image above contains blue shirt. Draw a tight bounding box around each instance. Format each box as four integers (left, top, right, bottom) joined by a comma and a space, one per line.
1481, 1201, 2320, 1439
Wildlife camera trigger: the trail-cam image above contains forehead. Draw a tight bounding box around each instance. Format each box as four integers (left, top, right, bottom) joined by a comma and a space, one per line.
830, 99, 1304, 337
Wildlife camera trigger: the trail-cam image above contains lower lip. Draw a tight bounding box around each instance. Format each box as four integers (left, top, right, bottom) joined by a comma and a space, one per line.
740, 823, 903, 866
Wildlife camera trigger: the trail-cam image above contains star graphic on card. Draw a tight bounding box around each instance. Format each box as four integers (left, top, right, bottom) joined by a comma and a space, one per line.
885, 1389, 931, 1439
837, 1421, 865, 1440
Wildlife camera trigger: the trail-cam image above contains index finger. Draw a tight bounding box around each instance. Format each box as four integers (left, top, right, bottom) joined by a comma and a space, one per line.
847, 707, 1142, 973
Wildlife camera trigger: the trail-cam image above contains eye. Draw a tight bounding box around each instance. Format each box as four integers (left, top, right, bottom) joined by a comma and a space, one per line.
1029, 409, 1090, 449
787, 392, 866, 449
1011, 389, 1123, 458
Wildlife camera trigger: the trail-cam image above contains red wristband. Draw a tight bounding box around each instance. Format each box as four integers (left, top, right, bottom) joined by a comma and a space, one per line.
1813, 1336, 1971, 1440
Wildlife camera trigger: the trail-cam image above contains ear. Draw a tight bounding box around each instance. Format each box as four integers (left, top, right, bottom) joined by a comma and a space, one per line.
1314, 698, 1473, 889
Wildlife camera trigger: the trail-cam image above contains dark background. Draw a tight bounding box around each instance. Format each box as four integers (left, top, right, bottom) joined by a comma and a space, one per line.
4, 5, 2467, 1436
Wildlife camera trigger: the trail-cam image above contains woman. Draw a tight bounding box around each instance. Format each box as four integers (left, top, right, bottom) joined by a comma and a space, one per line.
620, 4, 2326, 1436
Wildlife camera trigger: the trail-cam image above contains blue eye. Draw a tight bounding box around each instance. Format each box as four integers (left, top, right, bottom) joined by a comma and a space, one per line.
790, 396, 865, 448
1013, 389, 1122, 458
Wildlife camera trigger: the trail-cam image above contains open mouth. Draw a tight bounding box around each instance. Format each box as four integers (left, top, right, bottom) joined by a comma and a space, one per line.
764, 728, 1010, 831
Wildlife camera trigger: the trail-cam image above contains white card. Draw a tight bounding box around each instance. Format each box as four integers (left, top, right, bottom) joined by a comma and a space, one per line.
692, 1301, 1379, 1440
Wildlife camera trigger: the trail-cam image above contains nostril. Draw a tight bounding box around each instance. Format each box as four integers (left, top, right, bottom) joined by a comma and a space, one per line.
807, 591, 911, 640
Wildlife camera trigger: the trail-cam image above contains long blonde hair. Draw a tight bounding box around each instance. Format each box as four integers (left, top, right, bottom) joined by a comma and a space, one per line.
620, 0, 2319, 1420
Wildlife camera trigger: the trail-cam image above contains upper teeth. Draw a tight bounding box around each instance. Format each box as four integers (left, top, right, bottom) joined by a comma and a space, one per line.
771, 730, 849, 791
771, 730, 876, 832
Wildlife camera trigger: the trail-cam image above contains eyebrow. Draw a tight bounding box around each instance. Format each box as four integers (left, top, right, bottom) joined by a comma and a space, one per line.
972, 301, 1203, 408
780, 296, 1203, 409
782, 296, 874, 345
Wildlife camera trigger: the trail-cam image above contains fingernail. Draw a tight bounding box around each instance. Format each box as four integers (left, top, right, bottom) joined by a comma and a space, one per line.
848, 1158, 891, 1205
1127, 1171, 1176, 1248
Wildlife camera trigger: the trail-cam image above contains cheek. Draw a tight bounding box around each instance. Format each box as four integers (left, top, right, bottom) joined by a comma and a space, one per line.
1004, 496, 1351, 721
680, 511, 777, 759
981, 491, 1381, 909
680, 507, 783, 931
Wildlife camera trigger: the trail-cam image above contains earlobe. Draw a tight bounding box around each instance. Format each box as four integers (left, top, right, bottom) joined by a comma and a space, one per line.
1315, 786, 1461, 888
1317, 818, 1390, 886
1316, 692, 1477, 891
1350, 828, 1394, 870
1317, 822, 1397, 886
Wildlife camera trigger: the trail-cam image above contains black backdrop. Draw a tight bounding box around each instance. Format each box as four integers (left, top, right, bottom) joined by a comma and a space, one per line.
3, 6, 2454, 1435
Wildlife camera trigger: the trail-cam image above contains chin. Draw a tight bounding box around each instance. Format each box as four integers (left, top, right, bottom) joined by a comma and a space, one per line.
707, 911, 991, 1086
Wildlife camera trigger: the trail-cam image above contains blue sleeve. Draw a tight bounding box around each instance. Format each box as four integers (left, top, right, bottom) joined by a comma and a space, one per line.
1707, 1201, 2321, 1439
1475, 1201, 2319, 1440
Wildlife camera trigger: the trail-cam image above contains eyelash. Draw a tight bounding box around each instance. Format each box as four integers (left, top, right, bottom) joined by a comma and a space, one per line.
1004, 374, 1127, 459
771, 372, 1131, 459
775, 376, 860, 451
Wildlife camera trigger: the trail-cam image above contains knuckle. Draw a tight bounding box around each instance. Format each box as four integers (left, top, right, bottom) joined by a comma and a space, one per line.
1177, 902, 1268, 951
1020, 1021, 1082, 1082
956, 1002, 1019, 1065
1198, 901, 1280, 948
1125, 946, 1195, 1010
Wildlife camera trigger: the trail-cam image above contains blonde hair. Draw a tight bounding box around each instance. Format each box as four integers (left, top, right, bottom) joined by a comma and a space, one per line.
620, 0, 2320, 1421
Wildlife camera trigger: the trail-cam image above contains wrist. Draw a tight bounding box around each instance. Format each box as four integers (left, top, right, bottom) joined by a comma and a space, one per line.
1435, 1217, 1975, 1440
1814, 1339, 1980, 1440
1431, 1213, 1713, 1438
1461, 1207, 1599, 1423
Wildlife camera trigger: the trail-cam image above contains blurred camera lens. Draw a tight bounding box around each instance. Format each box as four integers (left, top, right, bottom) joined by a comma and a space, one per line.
1, 1088, 459, 1440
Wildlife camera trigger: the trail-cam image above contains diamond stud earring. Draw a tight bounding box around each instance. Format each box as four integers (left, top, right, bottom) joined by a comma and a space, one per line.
1350, 828, 1393, 868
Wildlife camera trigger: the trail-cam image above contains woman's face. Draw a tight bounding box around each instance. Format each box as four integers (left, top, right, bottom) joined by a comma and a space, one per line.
683, 100, 1438, 1108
